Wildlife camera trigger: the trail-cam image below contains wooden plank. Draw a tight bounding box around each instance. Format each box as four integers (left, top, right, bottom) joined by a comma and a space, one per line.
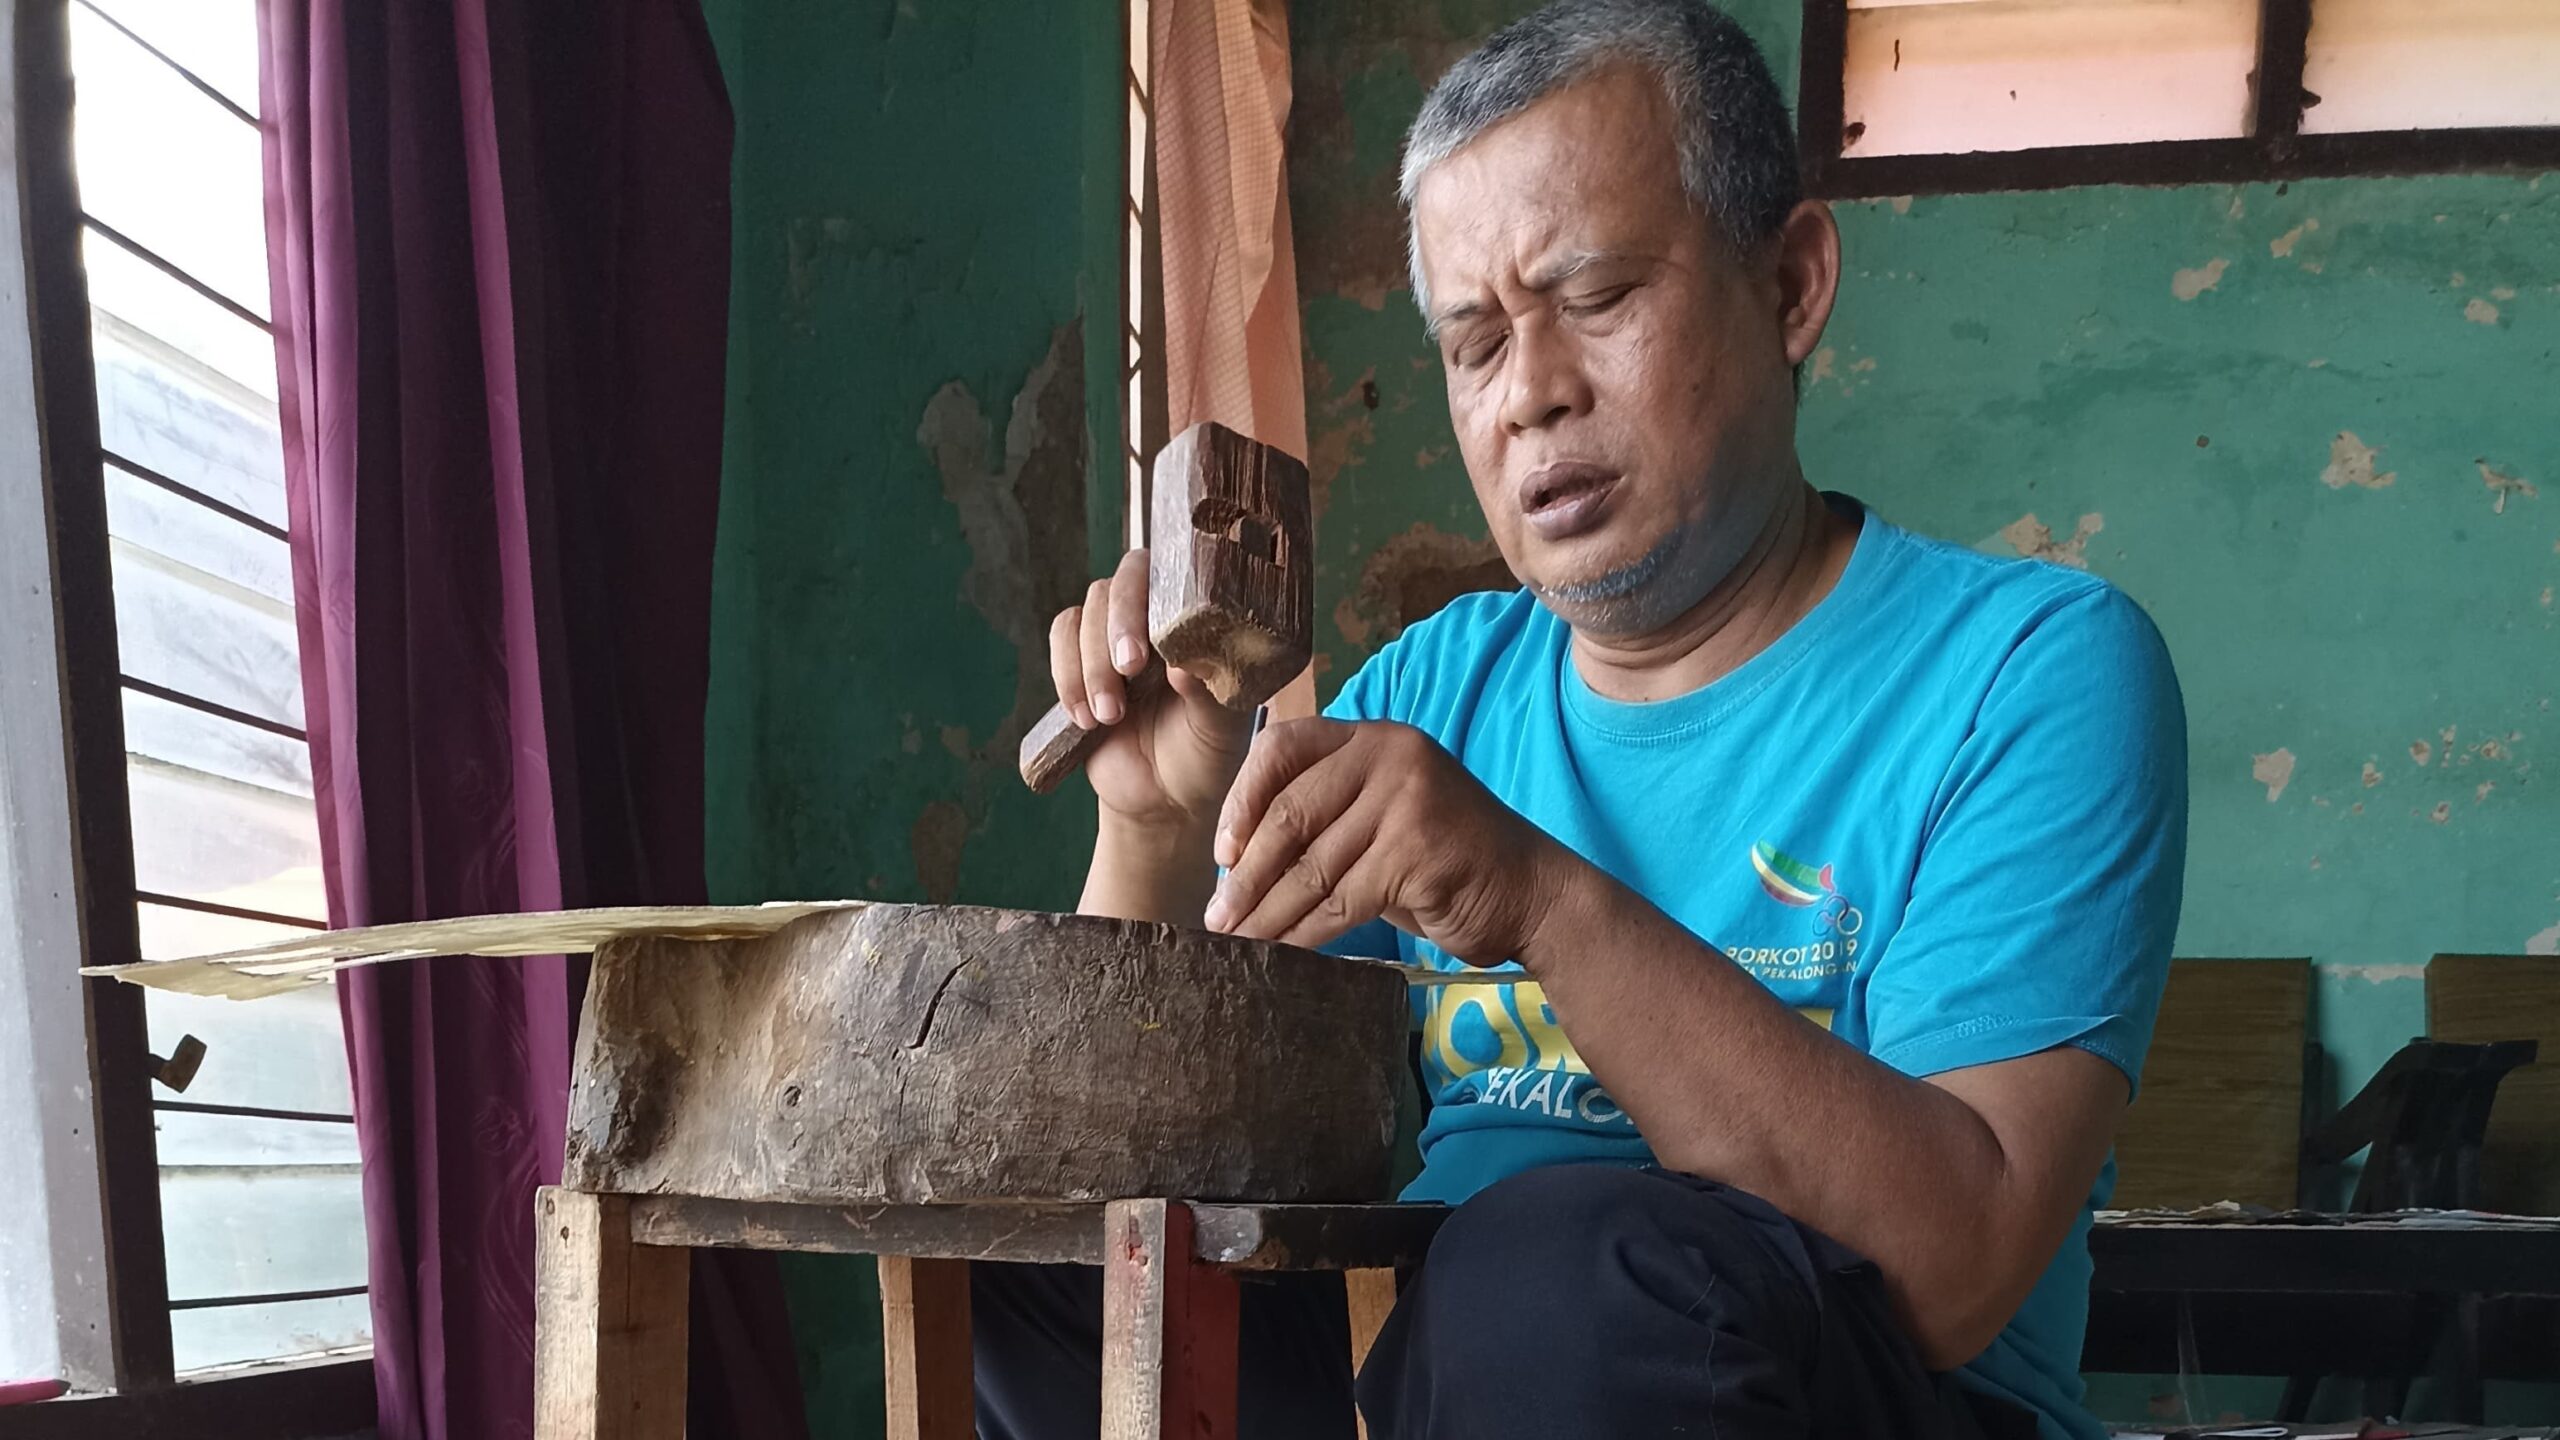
1101, 1200, 1240, 1440
880, 1256, 974, 1440
632, 1196, 1453, 1272
1187, 1204, 1448, 1271
631, 1196, 1108, 1263
564, 905, 1407, 1207
2426, 954, 2560, 1214
2111, 958, 2313, 1211
534, 1188, 690, 1440
2091, 1217, 2560, 1295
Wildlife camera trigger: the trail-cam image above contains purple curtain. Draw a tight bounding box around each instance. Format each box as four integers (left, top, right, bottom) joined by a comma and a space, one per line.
257, 2, 808, 1437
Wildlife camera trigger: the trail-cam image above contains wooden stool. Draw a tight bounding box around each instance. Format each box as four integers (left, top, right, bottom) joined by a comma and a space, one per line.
533, 1188, 1450, 1439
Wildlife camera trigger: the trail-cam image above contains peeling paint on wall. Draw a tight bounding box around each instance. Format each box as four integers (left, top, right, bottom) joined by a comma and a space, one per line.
2252, 748, 2296, 802
2480, 461, 2537, 514
920, 321, 1092, 758
2530, 921, 2560, 956
1998, 512, 2104, 569
2270, 218, 2319, 257
1306, 362, 1380, 520
2170, 257, 2229, 301
909, 799, 970, 903
1334, 522, 1514, 647
2465, 296, 2502, 325
2321, 432, 2396, 490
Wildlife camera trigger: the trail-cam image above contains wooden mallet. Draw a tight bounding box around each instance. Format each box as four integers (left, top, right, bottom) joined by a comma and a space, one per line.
1019, 421, 1313, 794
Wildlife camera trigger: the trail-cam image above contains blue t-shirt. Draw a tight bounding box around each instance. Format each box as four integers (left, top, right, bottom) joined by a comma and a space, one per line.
1321, 498, 2187, 1440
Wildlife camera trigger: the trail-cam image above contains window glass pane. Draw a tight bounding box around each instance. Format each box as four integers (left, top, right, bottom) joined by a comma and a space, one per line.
162, 1166, 368, 1374
91, 283, 285, 531
147, 983, 349, 1114
86, 229, 277, 402
68, 4, 269, 318
160, 1168, 365, 1307
137, 899, 317, 962
110, 534, 303, 729
105, 461, 291, 606
1842, 0, 2256, 157
125, 756, 326, 922
172, 1292, 370, 1375
2302, 0, 2560, 134
80, 0, 260, 119
124, 685, 310, 807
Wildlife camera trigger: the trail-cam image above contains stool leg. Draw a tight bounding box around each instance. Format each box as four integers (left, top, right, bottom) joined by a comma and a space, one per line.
1343, 1268, 1400, 1439
535, 1188, 690, 1440
881, 1256, 974, 1439
1101, 1200, 1240, 1440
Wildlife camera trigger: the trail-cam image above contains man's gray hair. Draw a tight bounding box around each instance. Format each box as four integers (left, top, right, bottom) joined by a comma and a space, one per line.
1399, 0, 1801, 326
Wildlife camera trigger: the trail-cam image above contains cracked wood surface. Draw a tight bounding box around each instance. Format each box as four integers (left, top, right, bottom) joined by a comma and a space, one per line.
563, 905, 1410, 1205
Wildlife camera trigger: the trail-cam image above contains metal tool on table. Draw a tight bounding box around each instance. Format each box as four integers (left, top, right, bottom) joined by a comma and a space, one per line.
1018, 420, 1313, 794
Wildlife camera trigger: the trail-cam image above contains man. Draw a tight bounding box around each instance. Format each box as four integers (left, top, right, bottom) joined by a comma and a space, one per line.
976, 2, 2186, 1437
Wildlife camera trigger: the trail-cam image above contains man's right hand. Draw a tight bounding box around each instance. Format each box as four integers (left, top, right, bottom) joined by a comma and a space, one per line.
1048, 548, 1255, 834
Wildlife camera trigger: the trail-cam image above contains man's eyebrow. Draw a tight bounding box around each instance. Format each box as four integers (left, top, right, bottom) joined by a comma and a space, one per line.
1522, 249, 1622, 292
1426, 251, 1637, 340
1426, 298, 1490, 341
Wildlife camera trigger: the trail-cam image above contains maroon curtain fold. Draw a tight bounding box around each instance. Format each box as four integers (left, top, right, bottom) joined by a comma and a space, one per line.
257, 3, 807, 1437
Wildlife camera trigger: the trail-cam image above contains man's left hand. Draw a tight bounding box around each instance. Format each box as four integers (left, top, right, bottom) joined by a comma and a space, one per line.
1203, 717, 1578, 961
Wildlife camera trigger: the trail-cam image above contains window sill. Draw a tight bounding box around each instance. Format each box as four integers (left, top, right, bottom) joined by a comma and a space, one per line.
0, 1351, 374, 1440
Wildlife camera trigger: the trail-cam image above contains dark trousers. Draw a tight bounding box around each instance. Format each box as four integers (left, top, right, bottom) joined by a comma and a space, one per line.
972, 1164, 2036, 1440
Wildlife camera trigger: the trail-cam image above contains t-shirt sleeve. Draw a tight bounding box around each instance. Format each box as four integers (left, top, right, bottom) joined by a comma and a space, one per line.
1316, 646, 1405, 963
1861, 587, 2188, 1093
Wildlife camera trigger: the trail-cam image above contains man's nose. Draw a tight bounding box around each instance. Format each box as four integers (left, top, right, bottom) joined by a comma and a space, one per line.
1499, 323, 1593, 435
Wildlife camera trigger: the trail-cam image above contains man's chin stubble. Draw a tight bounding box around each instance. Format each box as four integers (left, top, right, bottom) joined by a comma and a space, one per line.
1527, 530, 1685, 635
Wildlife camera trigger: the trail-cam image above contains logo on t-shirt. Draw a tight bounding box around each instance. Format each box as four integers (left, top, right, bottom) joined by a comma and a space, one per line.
1729, 840, 1864, 986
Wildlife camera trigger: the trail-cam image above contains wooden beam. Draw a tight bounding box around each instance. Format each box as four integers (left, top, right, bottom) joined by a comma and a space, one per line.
2251, 0, 2314, 143
1795, 0, 1852, 195
1343, 1269, 1400, 1440
1100, 1200, 1239, 1440
879, 1257, 974, 1440
534, 1189, 690, 1440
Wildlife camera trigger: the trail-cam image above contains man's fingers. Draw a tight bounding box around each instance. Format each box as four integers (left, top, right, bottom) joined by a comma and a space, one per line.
1223, 802, 1385, 948
1276, 845, 1398, 952
1215, 718, 1358, 868
1206, 751, 1364, 933
1108, 548, 1151, 675
1048, 605, 1092, 729
1080, 578, 1122, 724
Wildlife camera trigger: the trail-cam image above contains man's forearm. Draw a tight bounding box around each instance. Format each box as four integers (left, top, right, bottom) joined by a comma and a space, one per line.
1080, 814, 1220, 925
1520, 862, 2089, 1367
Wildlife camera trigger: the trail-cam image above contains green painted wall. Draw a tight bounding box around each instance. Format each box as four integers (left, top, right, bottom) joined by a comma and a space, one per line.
1290, 0, 2555, 1422
700, 0, 1125, 1432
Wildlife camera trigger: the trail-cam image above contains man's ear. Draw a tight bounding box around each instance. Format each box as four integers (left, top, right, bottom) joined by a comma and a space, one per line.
1773, 200, 1841, 369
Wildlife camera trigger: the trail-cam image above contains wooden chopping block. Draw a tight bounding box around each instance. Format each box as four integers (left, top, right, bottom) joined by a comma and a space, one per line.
1019, 421, 1313, 793
562, 904, 1408, 1206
